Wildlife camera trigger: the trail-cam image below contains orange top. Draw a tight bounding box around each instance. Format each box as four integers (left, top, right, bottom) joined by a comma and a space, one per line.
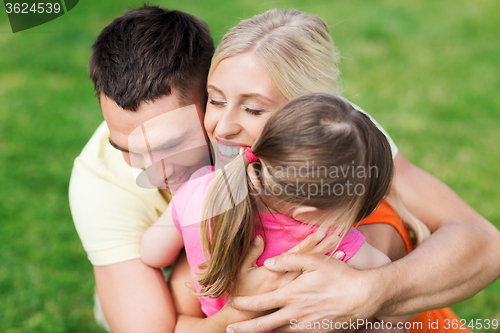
357, 201, 472, 333
358, 200, 413, 253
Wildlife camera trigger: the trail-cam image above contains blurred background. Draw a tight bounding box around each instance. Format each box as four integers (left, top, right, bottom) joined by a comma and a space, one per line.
0, 0, 499, 332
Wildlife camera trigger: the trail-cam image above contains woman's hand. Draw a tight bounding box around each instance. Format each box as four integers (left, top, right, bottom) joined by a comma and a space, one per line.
231, 236, 296, 300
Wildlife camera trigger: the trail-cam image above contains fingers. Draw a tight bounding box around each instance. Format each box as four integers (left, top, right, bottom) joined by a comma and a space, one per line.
332, 250, 346, 261
231, 288, 287, 313
241, 235, 265, 270
287, 229, 326, 254
263, 253, 329, 273
309, 231, 339, 255
228, 304, 292, 333
276, 270, 301, 289
286, 230, 346, 259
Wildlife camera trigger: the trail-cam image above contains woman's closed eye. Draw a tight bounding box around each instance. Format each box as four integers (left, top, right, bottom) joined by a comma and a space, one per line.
243, 106, 263, 116
209, 99, 226, 107
210, 98, 263, 116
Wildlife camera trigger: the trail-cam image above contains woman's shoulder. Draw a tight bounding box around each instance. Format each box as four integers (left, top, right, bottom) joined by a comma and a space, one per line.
345, 99, 399, 158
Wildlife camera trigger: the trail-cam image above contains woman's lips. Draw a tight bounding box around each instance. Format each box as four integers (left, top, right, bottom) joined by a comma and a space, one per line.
214, 141, 247, 164
218, 141, 240, 157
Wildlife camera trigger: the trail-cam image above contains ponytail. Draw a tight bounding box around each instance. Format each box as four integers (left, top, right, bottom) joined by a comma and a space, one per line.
197, 155, 257, 298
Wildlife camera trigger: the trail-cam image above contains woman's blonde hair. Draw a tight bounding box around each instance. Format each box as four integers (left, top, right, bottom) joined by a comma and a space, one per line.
209, 9, 341, 99
197, 94, 395, 298
385, 187, 431, 245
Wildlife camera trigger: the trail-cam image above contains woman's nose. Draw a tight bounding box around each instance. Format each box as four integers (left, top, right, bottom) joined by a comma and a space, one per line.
215, 106, 241, 139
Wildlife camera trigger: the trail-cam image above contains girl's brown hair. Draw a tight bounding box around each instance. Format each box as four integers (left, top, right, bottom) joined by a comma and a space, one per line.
197, 93, 394, 298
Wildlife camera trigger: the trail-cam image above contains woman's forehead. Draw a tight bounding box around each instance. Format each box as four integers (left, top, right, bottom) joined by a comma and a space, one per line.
207, 53, 285, 103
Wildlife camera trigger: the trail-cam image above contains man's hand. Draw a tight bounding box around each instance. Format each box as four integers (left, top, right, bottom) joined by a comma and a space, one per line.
232, 230, 345, 299
228, 253, 381, 333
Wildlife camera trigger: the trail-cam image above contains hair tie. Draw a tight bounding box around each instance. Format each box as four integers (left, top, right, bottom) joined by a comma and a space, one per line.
242, 147, 259, 164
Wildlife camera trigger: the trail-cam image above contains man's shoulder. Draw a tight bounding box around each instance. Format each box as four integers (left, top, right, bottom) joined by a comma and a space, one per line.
73, 121, 123, 177
71, 121, 138, 190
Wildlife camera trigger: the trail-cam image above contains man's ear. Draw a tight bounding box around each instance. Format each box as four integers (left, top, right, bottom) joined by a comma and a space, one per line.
292, 206, 320, 222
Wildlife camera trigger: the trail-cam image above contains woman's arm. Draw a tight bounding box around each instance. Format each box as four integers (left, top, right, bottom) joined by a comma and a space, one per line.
348, 242, 419, 326
141, 203, 184, 268
226, 153, 500, 333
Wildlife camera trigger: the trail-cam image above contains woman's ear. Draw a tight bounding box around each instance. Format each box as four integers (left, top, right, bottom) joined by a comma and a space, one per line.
292, 206, 320, 223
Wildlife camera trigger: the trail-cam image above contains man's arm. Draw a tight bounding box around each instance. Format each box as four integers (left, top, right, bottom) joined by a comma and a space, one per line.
226, 153, 500, 333
94, 259, 176, 333
348, 241, 419, 326
69, 148, 177, 332
378, 153, 500, 314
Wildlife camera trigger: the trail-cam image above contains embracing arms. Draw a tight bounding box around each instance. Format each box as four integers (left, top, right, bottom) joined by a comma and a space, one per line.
171, 237, 273, 333
94, 259, 176, 332
172, 232, 409, 333
91, 204, 184, 333
226, 153, 500, 333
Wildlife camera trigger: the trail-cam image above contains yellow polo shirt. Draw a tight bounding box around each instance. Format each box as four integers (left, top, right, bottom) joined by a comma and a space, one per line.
69, 121, 171, 266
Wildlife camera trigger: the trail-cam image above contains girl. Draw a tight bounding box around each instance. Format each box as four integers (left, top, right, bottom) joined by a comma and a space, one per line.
141, 93, 426, 332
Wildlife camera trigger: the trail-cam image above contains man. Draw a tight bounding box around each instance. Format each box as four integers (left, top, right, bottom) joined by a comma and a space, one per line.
69, 6, 214, 332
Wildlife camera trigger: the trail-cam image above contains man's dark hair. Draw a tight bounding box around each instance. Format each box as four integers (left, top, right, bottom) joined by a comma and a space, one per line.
89, 5, 214, 111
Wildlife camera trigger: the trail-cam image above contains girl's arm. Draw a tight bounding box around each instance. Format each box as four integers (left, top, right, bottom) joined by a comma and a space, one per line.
141, 203, 184, 268
175, 304, 260, 333
346, 241, 391, 270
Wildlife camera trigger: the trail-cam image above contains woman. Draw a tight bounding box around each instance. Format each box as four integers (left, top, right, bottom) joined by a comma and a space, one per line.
170, 9, 499, 333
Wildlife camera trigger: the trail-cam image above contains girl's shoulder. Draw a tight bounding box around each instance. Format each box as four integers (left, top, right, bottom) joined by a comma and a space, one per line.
171, 165, 215, 223
176, 165, 215, 196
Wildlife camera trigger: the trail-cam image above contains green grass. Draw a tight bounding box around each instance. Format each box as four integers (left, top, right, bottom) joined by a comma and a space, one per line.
1, 0, 499, 331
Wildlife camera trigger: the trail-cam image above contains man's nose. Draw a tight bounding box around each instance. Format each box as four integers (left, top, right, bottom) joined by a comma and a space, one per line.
160, 159, 175, 181
145, 159, 174, 187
